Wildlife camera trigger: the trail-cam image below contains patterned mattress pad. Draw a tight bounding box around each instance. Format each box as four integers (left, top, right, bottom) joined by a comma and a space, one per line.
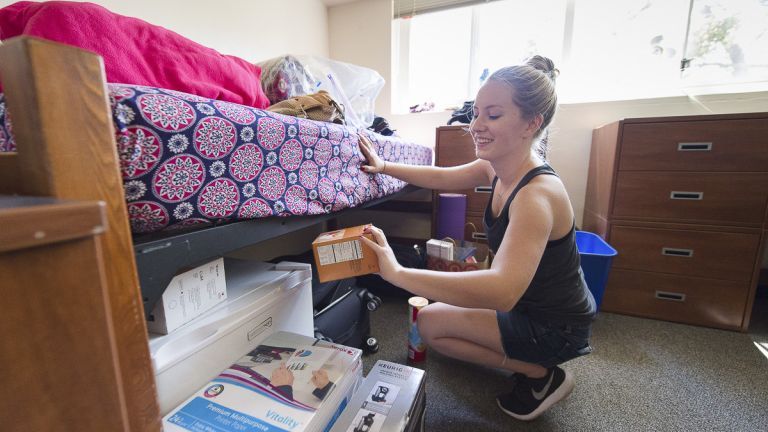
0, 84, 432, 234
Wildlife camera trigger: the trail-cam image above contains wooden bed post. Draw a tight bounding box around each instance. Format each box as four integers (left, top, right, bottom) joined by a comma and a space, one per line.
0, 153, 20, 194
0, 37, 160, 431
1, 198, 128, 431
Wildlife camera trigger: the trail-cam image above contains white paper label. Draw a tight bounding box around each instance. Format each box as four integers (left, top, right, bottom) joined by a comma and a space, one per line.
317, 240, 363, 266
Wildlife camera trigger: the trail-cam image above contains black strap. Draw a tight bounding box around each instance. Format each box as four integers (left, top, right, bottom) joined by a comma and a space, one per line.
491, 165, 558, 217
508, 164, 557, 202
490, 175, 500, 192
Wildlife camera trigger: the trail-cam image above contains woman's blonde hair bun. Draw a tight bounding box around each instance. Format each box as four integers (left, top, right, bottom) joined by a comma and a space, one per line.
525, 55, 559, 82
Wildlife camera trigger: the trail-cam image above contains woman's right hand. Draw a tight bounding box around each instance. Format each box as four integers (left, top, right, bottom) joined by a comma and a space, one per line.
358, 135, 386, 174
358, 224, 402, 284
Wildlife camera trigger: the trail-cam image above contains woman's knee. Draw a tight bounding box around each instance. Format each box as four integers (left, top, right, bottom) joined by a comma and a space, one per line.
416, 302, 449, 343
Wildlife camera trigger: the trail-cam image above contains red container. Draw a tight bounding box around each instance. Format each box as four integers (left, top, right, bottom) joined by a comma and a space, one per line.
407, 297, 429, 362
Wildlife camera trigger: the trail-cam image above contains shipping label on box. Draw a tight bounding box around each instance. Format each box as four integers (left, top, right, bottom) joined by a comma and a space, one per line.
147, 257, 227, 335
312, 224, 380, 283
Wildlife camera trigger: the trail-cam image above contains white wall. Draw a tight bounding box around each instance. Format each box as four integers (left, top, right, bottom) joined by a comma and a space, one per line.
329, 0, 768, 231
0, 0, 330, 62
328, 0, 392, 115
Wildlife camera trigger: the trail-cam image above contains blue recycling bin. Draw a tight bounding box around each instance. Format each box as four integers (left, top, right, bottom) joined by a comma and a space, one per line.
575, 231, 617, 310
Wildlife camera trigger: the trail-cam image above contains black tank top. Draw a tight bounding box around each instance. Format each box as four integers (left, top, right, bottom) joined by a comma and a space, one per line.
483, 164, 595, 324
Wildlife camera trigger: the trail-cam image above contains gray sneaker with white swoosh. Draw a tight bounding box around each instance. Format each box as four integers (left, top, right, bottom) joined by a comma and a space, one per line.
496, 366, 574, 421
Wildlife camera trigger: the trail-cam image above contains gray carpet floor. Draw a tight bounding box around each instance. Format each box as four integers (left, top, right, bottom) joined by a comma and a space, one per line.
361, 293, 768, 431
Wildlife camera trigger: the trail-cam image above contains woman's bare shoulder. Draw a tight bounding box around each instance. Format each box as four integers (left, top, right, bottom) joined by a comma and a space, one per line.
509, 175, 574, 236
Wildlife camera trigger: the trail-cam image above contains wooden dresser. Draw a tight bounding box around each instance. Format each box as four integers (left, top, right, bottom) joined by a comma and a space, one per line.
584, 112, 768, 331
433, 125, 490, 242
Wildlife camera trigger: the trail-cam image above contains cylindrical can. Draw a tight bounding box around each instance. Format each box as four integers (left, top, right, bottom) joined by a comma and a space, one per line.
407, 296, 429, 362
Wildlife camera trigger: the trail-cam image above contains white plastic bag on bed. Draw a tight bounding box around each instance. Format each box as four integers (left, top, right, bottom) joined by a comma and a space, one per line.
298, 55, 384, 130
258, 55, 316, 105
258, 55, 384, 129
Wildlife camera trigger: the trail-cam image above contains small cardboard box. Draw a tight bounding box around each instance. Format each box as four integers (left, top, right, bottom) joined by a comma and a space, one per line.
426, 239, 454, 261
312, 224, 380, 283
147, 257, 227, 335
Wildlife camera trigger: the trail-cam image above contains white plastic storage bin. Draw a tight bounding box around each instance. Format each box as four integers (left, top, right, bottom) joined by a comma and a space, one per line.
148, 259, 314, 414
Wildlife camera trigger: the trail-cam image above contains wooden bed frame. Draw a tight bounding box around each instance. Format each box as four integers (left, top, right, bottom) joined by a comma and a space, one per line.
0, 36, 427, 431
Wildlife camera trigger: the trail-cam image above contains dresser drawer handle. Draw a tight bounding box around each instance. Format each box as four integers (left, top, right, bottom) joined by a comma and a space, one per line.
670, 191, 703, 200
655, 291, 686, 302
677, 142, 712, 151
474, 186, 492, 194
662, 247, 693, 258
471, 232, 487, 240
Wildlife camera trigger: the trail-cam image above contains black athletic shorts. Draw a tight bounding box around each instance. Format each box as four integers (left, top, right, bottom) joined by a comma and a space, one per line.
496, 309, 593, 368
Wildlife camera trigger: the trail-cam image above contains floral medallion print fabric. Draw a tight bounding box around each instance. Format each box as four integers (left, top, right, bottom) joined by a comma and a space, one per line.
0, 86, 432, 234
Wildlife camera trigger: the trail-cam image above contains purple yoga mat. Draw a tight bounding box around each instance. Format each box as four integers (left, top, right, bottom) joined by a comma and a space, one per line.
436, 193, 467, 241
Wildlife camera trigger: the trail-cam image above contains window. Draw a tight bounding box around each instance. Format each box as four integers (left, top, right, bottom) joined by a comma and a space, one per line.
397, 8, 473, 111
682, 0, 768, 94
393, 0, 768, 111
472, 0, 566, 97
564, 0, 690, 102
393, 1, 566, 111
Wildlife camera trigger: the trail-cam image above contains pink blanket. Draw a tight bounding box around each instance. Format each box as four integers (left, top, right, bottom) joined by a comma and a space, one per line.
0, 1, 270, 108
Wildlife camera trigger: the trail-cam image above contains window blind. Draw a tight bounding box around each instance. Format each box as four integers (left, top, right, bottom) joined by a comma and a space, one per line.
393, 0, 502, 19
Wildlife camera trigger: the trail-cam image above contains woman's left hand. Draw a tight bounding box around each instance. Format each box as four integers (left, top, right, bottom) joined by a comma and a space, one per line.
359, 225, 402, 283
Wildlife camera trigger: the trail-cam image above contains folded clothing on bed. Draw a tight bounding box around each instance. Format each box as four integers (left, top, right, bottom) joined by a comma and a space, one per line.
0, 1, 269, 108
0, 85, 432, 234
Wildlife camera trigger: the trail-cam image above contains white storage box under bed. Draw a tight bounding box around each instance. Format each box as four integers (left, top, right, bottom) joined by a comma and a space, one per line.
148, 259, 314, 414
